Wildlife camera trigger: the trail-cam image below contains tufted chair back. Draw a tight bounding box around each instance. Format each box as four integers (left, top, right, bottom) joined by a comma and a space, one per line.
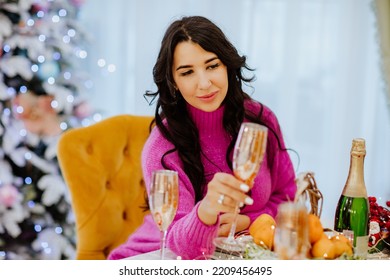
57, 114, 153, 260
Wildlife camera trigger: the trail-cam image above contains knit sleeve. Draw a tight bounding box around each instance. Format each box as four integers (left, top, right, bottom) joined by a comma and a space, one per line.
141, 128, 219, 260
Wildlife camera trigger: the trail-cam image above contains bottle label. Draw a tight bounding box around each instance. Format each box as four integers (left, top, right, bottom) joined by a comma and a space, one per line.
342, 187, 368, 198
354, 235, 368, 259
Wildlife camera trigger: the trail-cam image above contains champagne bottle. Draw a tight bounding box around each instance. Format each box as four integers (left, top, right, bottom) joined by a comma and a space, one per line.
334, 138, 369, 257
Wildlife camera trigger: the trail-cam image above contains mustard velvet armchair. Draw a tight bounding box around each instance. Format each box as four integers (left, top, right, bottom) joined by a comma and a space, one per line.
57, 114, 153, 260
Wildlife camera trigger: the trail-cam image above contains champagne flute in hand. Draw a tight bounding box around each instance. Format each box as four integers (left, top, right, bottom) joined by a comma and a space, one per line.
214, 122, 268, 252
149, 170, 179, 260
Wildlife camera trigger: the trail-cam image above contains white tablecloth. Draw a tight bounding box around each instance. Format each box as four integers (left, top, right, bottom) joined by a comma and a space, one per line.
124, 249, 178, 260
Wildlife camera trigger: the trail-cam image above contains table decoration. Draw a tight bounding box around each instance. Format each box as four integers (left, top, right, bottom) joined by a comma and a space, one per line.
368, 196, 390, 253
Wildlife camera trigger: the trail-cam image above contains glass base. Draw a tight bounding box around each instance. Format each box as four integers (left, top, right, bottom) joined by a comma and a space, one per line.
213, 237, 245, 252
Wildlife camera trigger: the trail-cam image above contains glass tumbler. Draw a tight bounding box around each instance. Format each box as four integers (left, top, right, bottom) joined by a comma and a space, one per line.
273, 202, 310, 259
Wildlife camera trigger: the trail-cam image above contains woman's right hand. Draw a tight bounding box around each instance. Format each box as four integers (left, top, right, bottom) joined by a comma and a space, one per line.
197, 172, 253, 226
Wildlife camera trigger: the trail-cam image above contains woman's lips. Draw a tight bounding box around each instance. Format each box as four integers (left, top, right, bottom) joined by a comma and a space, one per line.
198, 91, 218, 101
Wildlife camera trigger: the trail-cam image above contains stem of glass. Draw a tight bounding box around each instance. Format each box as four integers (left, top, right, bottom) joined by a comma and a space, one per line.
160, 230, 167, 260
227, 203, 240, 241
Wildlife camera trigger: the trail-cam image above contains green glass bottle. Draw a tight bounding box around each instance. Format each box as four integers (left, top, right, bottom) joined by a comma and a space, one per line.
334, 138, 369, 258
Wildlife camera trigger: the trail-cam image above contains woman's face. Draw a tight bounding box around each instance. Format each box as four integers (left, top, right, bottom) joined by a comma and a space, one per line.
172, 41, 228, 112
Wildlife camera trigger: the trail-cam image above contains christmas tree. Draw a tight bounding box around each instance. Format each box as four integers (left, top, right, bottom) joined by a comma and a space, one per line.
0, 0, 95, 259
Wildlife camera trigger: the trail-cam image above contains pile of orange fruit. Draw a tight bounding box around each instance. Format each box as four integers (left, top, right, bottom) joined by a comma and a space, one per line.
248, 213, 353, 259
307, 214, 353, 259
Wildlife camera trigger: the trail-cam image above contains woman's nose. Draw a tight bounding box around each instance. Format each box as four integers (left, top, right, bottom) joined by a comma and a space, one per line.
198, 72, 211, 90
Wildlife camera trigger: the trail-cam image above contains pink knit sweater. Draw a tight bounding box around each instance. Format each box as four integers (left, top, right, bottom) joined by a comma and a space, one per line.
108, 101, 297, 260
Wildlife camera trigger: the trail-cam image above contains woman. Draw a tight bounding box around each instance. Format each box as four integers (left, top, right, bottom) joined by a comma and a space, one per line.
108, 16, 297, 260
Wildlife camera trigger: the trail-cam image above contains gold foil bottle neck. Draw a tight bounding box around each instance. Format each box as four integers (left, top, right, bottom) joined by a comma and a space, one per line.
351, 138, 366, 156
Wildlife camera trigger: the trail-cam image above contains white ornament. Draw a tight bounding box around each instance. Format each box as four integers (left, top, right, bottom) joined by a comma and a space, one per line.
0, 56, 33, 80
0, 14, 12, 41
37, 174, 66, 206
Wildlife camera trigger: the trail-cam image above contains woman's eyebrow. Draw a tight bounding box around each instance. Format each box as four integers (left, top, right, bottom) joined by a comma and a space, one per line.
205, 57, 218, 64
175, 56, 219, 71
176, 64, 191, 71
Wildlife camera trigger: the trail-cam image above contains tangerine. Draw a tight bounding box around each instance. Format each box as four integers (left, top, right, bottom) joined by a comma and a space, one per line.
311, 236, 336, 259
249, 213, 276, 250
332, 239, 353, 257
330, 234, 353, 257
331, 234, 352, 246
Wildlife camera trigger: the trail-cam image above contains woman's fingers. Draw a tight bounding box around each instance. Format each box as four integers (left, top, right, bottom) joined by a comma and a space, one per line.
210, 173, 253, 207
218, 213, 251, 236
217, 223, 231, 237
199, 172, 254, 224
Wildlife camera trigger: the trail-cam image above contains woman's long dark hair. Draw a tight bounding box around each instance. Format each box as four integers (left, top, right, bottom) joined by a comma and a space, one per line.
145, 16, 286, 204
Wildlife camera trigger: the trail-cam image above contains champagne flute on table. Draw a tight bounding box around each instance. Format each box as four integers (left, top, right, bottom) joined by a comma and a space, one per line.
214, 122, 268, 253
149, 170, 179, 260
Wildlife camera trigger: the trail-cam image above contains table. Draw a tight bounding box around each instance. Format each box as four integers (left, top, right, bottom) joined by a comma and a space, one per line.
125, 247, 390, 260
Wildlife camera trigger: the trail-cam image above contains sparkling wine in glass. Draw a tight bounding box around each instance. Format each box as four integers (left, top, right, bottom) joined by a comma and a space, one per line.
149, 170, 179, 259
214, 122, 268, 253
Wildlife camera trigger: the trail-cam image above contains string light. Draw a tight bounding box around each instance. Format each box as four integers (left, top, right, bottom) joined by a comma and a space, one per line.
63, 35, 70, 43
50, 100, 58, 109
37, 11, 45, 18
97, 59, 106, 67
107, 64, 116, 72
3, 45, 10, 52
27, 19, 35, 26
24, 152, 32, 160
81, 118, 91, 127
60, 122, 68, 130
15, 106, 24, 114
44, 248, 52, 254
27, 201, 35, 208
37, 55, 45, 63
47, 77, 55, 84
52, 15, 60, 23
67, 29, 76, 37
6, 87, 16, 96
58, 9, 67, 17
92, 113, 102, 122
34, 225, 42, 232
19, 86, 27, 93
31, 64, 39, 72
55, 227, 63, 234
52, 52, 61, 60
24, 177, 32, 184
63, 72, 71, 79
74, 47, 87, 58
66, 95, 74, 103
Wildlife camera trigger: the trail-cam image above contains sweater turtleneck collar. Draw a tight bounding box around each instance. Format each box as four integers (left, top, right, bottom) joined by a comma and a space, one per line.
186, 104, 225, 136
